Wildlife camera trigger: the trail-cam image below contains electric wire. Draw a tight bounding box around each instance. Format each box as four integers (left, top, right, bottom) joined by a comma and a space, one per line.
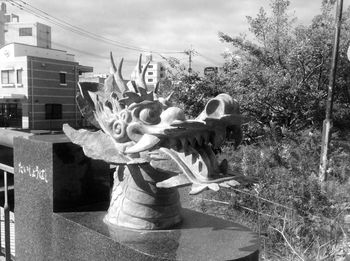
14, 0, 149, 52
6, 0, 148, 52
5, 0, 186, 55
4, 1, 216, 71
195, 51, 221, 66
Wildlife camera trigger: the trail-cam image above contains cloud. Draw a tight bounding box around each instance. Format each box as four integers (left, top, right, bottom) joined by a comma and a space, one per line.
5, 0, 350, 75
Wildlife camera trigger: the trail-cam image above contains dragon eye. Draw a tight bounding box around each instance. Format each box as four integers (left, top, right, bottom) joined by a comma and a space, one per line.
139, 107, 161, 124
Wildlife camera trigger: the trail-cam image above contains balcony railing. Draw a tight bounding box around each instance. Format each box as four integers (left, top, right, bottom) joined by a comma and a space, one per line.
0, 163, 15, 261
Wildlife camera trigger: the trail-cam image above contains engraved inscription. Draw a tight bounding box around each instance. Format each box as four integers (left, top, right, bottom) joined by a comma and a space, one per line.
18, 162, 48, 183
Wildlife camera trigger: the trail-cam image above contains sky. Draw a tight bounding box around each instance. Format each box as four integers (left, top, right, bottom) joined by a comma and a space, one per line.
4, 0, 350, 76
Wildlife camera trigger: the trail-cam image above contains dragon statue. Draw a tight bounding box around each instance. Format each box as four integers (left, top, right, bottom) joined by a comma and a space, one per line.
63, 54, 251, 230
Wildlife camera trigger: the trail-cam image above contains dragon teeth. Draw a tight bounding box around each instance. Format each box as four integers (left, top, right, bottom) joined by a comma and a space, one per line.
209, 133, 216, 148
207, 183, 220, 191
227, 180, 240, 187
188, 137, 196, 147
195, 135, 202, 146
180, 138, 188, 151
219, 182, 230, 188
219, 159, 228, 174
169, 138, 178, 149
202, 133, 209, 144
171, 131, 215, 152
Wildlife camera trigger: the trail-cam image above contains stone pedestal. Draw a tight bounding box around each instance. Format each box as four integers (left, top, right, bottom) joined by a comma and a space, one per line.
14, 135, 111, 260
53, 209, 259, 261
14, 135, 259, 260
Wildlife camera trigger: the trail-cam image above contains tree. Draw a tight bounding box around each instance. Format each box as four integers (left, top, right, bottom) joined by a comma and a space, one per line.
219, 0, 350, 134
160, 56, 226, 118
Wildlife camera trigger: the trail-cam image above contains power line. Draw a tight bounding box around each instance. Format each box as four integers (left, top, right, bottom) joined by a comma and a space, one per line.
5, 0, 185, 55
195, 51, 221, 66
4, 1, 220, 70
15, 0, 146, 52
30, 24, 138, 63
6, 0, 146, 52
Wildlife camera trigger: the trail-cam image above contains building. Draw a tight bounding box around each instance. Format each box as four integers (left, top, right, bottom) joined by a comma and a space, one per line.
0, 3, 51, 48
79, 73, 107, 84
0, 42, 92, 129
130, 54, 166, 90
0, 2, 93, 130
0, 3, 5, 46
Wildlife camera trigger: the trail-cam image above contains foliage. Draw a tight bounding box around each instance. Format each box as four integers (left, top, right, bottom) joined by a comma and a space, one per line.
161, 0, 350, 138
160, 1, 350, 260
171, 73, 227, 117
160, 57, 227, 117
217, 0, 350, 134
192, 129, 350, 260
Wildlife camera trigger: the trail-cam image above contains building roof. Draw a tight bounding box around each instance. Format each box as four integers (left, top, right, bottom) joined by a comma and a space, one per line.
0, 42, 76, 62
77, 64, 93, 74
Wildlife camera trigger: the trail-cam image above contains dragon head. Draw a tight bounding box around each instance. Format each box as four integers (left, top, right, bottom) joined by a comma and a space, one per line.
64, 53, 250, 195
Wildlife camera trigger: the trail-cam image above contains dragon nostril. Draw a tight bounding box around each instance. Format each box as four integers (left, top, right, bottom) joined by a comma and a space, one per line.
115, 124, 122, 134
112, 121, 129, 142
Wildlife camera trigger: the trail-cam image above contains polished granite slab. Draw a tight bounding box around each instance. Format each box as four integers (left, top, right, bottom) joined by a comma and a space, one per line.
53, 208, 259, 261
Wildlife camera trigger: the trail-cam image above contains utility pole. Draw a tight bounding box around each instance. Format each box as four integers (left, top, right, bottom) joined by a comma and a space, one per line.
319, 0, 343, 184
185, 46, 193, 75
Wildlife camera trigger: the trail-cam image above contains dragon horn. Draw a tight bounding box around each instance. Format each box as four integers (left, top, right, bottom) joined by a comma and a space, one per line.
154, 81, 160, 94
110, 52, 117, 74
166, 91, 174, 101
110, 52, 128, 93
77, 82, 84, 98
135, 54, 150, 91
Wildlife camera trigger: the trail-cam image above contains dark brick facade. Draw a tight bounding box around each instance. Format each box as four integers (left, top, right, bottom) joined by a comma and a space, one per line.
25, 56, 87, 130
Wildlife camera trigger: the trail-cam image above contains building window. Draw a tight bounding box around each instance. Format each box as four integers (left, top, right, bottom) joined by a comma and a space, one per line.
1, 70, 15, 84
147, 79, 153, 82
148, 65, 153, 69
148, 72, 154, 75
160, 67, 165, 71
45, 104, 62, 119
59, 72, 66, 85
0, 103, 21, 127
19, 27, 32, 36
160, 73, 164, 78
16, 69, 23, 85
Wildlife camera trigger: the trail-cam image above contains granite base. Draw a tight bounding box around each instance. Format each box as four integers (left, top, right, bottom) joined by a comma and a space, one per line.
52, 208, 259, 261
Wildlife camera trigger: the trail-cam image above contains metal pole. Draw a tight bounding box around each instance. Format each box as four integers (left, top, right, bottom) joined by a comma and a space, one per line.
0, 176, 2, 256
74, 66, 78, 128
188, 49, 192, 75
319, 0, 343, 183
185, 47, 193, 76
4, 171, 10, 260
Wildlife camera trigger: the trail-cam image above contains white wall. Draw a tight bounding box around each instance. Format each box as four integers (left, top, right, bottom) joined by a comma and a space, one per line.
130, 61, 166, 90
0, 9, 5, 46
5, 22, 52, 49
0, 52, 28, 98
10, 43, 75, 62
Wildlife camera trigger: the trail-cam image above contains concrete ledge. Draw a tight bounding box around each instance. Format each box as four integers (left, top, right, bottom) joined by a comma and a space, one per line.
0, 129, 33, 147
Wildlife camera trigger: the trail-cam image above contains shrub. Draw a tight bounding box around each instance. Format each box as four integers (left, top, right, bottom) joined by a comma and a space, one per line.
191, 129, 350, 260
